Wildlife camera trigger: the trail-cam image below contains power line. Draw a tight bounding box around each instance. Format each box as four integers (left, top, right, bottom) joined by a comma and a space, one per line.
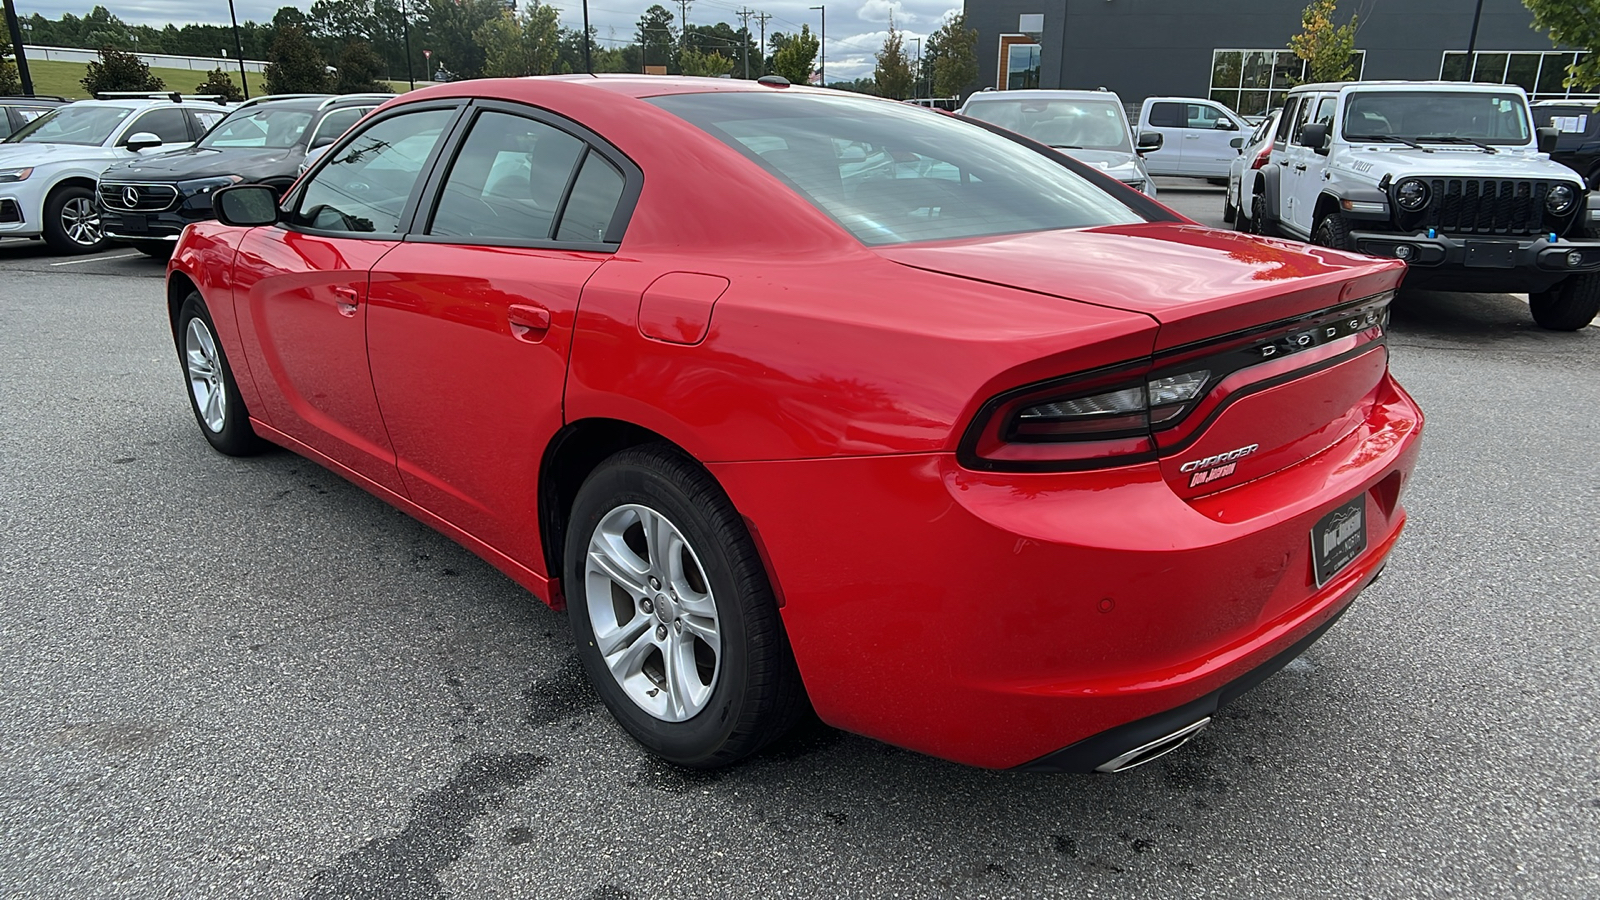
735, 7, 752, 79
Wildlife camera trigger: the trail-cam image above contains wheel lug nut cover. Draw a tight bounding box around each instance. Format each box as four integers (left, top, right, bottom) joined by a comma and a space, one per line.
655, 625, 667, 640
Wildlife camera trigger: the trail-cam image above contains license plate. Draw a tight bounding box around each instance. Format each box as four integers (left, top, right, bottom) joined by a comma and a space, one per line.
119, 215, 149, 234
1464, 240, 1516, 268
1310, 497, 1367, 587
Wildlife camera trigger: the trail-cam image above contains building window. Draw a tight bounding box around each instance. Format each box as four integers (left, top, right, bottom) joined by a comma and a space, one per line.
1006, 42, 1041, 90
1440, 50, 1597, 101
1209, 49, 1366, 117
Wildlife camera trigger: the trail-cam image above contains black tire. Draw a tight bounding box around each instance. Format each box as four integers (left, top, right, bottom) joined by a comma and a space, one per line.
564, 444, 807, 768
176, 292, 269, 456
131, 241, 174, 260
1312, 211, 1354, 251
1529, 274, 1600, 331
41, 184, 109, 254
1206, 177, 1229, 186
1250, 192, 1272, 237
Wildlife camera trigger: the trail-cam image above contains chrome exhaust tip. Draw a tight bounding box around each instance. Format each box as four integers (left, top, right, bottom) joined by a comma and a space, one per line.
1094, 716, 1212, 774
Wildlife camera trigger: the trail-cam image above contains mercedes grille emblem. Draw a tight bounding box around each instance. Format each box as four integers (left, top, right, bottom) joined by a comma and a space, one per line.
121, 186, 140, 208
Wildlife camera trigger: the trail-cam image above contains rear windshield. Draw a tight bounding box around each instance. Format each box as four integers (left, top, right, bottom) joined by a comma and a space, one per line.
649, 91, 1142, 246
199, 107, 315, 149
961, 96, 1133, 153
1342, 90, 1532, 146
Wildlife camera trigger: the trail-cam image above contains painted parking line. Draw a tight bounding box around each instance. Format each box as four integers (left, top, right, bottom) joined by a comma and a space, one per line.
48, 253, 142, 267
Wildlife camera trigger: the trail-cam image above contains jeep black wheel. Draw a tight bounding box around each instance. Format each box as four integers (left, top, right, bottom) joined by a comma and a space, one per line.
1249, 193, 1271, 236
1312, 212, 1354, 251
1529, 275, 1600, 331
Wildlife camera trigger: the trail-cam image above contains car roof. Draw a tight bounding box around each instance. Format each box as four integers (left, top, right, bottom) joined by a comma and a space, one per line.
1290, 80, 1530, 94
225, 93, 389, 113
965, 89, 1124, 103
0, 96, 68, 105
69, 98, 225, 110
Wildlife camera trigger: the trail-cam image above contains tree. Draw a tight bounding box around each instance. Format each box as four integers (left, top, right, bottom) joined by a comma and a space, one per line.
81, 46, 165, 94
770, 24, 818, 85
635, 4, 677, 72
335, 40, 391, 92
873, 15, 913, 100
265, 24, 330, 93
1523, 0, 1600, 93
1288, 0, 1359, 84
924, 12, 977, 99
420, 0, 504, 79
827, 77, 878, 95
195, 67, 244, 102
0, 50, 20, 96
478, 5, 562, 78
679, 47, 734, 78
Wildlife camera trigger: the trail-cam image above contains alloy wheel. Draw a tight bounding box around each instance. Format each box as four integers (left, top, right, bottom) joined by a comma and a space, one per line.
61, 196, 103, 247
185, 318, 227, 433
584, 503, 721, 723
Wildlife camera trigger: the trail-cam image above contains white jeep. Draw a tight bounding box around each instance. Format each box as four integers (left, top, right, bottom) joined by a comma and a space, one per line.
1245, 81, 1600, 330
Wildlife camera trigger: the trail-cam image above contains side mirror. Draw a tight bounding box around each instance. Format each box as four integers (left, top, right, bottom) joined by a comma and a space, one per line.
1216, 119, 1239, 131
1298, 122, 1331, 154
1136, 131, 1164, 155
125, 132, 163, 152
1537, 126, 1559, 155
1230, 137, 1245, 150
214, 184, 280, 227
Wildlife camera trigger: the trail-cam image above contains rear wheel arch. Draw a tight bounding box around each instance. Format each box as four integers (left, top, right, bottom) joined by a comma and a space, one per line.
167, 271, 200, 348
540, 418, 702, 593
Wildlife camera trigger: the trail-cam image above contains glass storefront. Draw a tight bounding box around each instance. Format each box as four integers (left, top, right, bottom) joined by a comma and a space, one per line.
1209, 49, 1366, 117
1440, 50, 1597, 101
1007, 43, 1042, 91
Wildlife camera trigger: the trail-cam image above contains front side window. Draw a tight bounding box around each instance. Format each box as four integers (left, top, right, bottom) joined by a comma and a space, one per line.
290, 107, 454, 235
1148, 102, 1182, 128
962, 97, 1133, 153
428, 110, 584, 241
651, 92, 1142, 247
191, 109, 226, 134
199, 108, 314, 149
5, 105, 131, 145
1275, 97, 1301, 144
1342, 91, 1532, 145
123, 108, 191, 145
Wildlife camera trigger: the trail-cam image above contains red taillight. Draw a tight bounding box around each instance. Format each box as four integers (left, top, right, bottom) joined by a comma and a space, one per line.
958, 292, 1396, 472
1250, 144, 1272, 170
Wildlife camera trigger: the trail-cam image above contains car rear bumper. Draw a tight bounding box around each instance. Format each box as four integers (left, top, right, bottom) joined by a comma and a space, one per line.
709, 372, 1423, 770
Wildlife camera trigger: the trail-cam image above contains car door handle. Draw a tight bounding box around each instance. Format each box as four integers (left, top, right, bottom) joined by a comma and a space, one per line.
508, 304, 552, 342
1293, 163, 1308, 171
333, 286, 359, 317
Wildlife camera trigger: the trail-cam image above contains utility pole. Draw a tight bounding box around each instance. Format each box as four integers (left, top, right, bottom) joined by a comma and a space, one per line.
2, 0, 33, 96
910, 37, 920, 100
227, 0, 249, 99
754, 11, 770, 77
674, 0, 691, 48
809, 5, 824, 86
400, 0, 415, 88
736, 7, 753, 79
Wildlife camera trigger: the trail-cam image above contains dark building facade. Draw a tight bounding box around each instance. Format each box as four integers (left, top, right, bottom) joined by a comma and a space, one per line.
963, 0, 1594, 116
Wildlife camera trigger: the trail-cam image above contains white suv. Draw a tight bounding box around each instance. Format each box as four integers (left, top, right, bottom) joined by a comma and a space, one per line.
1137, 96, 1247, 180
0, 93, 227, 253
1246, 81, 1600, 331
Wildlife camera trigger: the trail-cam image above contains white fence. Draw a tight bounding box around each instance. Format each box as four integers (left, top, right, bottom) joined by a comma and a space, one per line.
23, 45, 269, 74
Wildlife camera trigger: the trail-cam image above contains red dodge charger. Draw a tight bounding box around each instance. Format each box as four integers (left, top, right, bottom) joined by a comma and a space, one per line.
167, 75, 1423, 772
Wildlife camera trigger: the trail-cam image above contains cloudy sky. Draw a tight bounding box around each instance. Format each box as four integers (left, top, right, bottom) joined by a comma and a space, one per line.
17, 0, 963, 81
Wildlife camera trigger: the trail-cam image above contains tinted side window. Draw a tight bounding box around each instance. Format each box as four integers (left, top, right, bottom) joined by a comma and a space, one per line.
0, 111, 13, 139
428, 110, 584, 241
291, 108, 454, 235
311, 107, 369, 149
1148, 102, 1182, 128
556, 152, 626, 243
123, 108, 191, 145
1290, 96, 1316, 142
1275, 98, 1300, 144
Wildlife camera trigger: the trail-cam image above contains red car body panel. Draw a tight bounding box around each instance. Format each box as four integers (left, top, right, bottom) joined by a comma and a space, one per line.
166, 75, 1425, 769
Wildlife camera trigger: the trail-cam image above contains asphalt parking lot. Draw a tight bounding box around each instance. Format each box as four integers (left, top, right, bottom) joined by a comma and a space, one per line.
1, 186, 1597, 899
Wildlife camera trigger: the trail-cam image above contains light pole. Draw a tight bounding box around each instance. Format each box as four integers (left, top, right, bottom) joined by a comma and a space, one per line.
227, 0, 249, 98
582, 0, 592, 74
3, 0, 34, 96
1466, 0, 1486, 56
400, 0, 415, 89
910, 37, 920, 100
808, 5, 824, 86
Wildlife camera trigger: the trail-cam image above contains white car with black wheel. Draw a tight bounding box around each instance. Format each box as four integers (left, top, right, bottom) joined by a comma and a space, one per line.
1227, 108, 1280, 232
0, 93, 225, 254
1247, 81, 1600, 330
